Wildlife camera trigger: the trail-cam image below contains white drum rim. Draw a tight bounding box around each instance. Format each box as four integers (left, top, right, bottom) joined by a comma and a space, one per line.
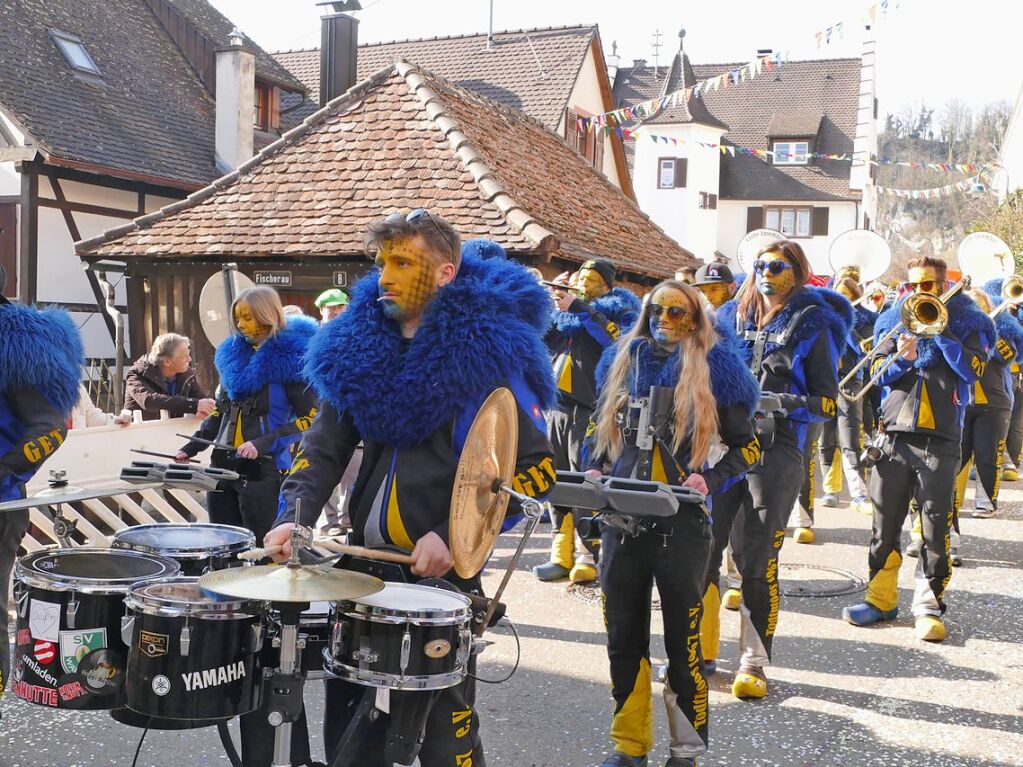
338, 582, 471, 624
111, 523, 256, 560
15, 547, 181, 594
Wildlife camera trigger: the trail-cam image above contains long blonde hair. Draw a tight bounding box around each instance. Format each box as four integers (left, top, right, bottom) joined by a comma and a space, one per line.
594, 281, 720, 469
231, 286, 286, 338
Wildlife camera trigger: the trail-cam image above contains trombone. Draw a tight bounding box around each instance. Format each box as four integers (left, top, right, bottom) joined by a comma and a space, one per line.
841, 278, 971, 401
988, 274, 1023, 319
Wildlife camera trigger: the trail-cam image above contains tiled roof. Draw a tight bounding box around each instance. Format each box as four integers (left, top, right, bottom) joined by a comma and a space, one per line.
766, 112, 823, 138
644, 53, 728, 129
274, 24, 597, 131
78, 60, 693, 277
0, 0, 302, 189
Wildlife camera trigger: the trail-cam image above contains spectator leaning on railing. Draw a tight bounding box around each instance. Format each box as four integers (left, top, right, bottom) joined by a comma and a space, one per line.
124, 333, 214, 420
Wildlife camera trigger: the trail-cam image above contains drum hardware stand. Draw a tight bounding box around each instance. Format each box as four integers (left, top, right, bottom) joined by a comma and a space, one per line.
39, 471, 80, 547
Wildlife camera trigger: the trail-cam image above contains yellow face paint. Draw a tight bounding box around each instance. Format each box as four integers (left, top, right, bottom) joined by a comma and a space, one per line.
755, 251, 797, 297
907, 266, 941, 296
648, 287, 697, 346
837, 283, 857, 302
375, 237, 438, 321
696, 282, 731, 308
234, 301, 270, 344
574, 267, 609, 303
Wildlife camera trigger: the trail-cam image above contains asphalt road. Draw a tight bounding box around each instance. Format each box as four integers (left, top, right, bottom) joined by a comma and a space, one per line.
2, 480, 1022, 767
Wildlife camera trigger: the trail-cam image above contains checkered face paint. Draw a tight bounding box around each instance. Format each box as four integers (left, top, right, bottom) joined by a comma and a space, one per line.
696, 282, 731, 308
755, 251, 797, 297
234, 301, 270, 344
376, 237, 439, 322
574, 268, 609, 303
648, 286, 697, 346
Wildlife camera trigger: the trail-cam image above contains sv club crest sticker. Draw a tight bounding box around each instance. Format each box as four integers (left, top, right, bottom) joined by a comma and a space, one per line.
59, 629, 107, 674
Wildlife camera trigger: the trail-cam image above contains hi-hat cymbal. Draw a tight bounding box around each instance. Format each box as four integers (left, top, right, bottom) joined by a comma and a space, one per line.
0, 483, 162, 513
199, 563, 384, 603
449, 388, 518, 578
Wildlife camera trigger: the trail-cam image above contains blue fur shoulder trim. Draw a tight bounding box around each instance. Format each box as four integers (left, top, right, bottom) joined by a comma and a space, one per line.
305, 252, 556, 448
854, 305, 878, 331
718, 287, 852, 355
0, 304, 83, 415
984, 278, 1003, 302
553, 287, 641, 336
215, 316, 317, 399
996, 311, 1023, 356
874, 292, 995, 369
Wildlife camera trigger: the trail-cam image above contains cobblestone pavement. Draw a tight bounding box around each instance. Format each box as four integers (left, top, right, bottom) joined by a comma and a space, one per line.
2, 481, 1022, 767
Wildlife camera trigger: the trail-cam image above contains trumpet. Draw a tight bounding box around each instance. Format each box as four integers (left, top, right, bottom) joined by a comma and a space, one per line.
841, 277, 970, 401
988, 274, 1023, 319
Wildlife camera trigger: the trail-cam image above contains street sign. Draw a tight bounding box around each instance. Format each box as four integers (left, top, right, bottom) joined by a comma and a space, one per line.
254, 271, 292, 287
333, 271, 348, 288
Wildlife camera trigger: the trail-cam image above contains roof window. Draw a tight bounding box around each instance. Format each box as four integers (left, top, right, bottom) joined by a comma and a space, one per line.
50, 30, 101, 76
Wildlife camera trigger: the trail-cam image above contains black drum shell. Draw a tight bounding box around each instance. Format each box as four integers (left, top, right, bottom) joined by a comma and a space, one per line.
124, 610, 263, 721
111, 523, 255, 577
325, 606, 469, 689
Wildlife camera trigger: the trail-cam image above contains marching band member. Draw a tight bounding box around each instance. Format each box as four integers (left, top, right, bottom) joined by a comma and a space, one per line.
843, 257, 994, 642
588, 280, 759, 767
717, 241, 848, 699
536, 258, 640, 584
819, 277, 878, 516
1002, 300, 1023, 481
952, 284, 1023, 523
0, 275, 82, 718
268, 215, 555, 767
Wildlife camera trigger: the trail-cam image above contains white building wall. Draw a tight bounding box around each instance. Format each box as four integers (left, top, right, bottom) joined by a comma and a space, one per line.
717, 200, 859, 276
633, 122, 725, 261
995, 81, 1023, 202
561, 43, 625, 190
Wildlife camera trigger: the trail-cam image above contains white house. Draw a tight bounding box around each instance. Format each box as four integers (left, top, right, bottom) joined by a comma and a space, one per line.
994, 80, 1023, 202
613, 30, 879, 276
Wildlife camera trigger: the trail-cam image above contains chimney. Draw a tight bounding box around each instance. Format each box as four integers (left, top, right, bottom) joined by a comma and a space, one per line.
632, 58, 647, 69
606, 40, 621, 84
756, 48, 773, 58
318, 1, 360, 106
214, 29, 256, 172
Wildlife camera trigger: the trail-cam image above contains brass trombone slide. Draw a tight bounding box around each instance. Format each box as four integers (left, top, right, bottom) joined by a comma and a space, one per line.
841, 277, 971, 401
988, 274, 1023, 319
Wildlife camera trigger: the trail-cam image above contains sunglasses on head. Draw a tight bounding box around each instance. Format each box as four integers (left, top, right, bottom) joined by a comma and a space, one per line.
384, 208, 452, 255
902, 280, 937, 292
649, 304, 689, 320
753, 259, 794, 276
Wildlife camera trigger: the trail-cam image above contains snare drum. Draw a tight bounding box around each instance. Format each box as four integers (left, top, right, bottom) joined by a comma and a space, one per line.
111, 523, 255, 575
12, 548, 179, 710
122, 577, 265, 721
324, 583, 473, 690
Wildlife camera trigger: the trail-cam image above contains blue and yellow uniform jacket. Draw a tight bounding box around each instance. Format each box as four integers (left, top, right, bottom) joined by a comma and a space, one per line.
277, 248, 556, 574
0, 303, 83, 502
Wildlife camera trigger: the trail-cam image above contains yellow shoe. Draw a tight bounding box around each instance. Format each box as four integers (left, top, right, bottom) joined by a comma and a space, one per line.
722, 588, 741, 611
1003, 466, 1019, 481
915, 616, 946, 642
793, 526, 815, 544
569, 562, 597, 583
732, 671, 767, 699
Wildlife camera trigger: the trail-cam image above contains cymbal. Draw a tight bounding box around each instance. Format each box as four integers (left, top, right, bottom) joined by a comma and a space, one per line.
449, 388, 518, 578
199, 563, 384, 603
0, 483, 162, 513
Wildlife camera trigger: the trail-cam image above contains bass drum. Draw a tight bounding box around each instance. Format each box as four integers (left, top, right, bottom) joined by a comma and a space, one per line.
111, 523, 255, 575
12, 548, 179, 710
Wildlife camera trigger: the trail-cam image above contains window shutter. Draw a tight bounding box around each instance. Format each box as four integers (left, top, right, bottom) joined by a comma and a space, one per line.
674, 158, 688, 188
812, 207, 830, 236
746, 206, 764, 232
709, 194, 718, 210
594, 130, 605, 171
565, 109, 579, 153
269, 86, 281, 131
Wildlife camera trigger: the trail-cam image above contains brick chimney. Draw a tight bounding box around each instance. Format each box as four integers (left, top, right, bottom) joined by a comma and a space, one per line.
319, 2, 359, 106
214, 29, 256, 172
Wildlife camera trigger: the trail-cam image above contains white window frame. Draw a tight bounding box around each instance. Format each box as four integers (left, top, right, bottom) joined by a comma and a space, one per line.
772, 140, 810, 166
765, 206, 812, 238
658, 159, 676, 189
50, 29, 101, 75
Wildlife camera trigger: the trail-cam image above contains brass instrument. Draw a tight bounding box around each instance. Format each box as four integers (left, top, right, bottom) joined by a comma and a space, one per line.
851, 286, 886, 309
989, 274, 1023, 319
842, 277, 970, 402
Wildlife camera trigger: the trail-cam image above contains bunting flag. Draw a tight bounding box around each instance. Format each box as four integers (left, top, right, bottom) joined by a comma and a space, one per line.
875, 172, 992, 199
576, 51, 785, 134
815, 0, 900, 48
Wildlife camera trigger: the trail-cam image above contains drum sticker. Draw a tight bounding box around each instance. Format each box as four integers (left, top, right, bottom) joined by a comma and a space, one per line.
33, 640, 57, 665
152, 675, 171, 697
12, 680, 58, 706
77, 649, 120, 693
56, 676, 89, 705
140, 630, 169, 659
59, 629, 107, 674
28, 599, 60, 643
182, 661, 246, 691
21, 652, 58, 686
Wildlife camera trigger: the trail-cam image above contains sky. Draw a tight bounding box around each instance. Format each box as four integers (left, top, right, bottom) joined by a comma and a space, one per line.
210, 0, 1021, 120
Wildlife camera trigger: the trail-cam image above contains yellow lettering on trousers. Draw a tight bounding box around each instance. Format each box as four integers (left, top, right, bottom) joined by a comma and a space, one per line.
685, 619, 709, 729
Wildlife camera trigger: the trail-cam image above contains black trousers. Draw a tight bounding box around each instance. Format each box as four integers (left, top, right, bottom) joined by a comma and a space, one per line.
958, 405, 1011, 513
867, 433, 958, 617
736, 440, 804, 668
207, 472, 285, 544
796, 422, 824, 525
547, 403, 598, 555
1008, 386, 1023, 468
820, 395, 868, 498
0, 509, 30, 708
600, 512, 712, 761
704, 478, 747, 596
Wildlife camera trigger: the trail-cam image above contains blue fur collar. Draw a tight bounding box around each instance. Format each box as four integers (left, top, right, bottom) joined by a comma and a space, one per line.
995, 311, 1023, 357
984, 278, 1004, 302
874, 292, 995, 369
716, 287, 853, 358
552, 287, 641, 335
215, 316, 317, 399
0, 304, 83, 416
854, 305, 878, 331
596, 333, 760, 416
305, 252, 557, 448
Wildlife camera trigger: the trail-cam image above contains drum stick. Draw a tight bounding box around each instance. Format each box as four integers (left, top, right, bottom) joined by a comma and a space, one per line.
237, 540, 415, 565
238, 545, 283, 561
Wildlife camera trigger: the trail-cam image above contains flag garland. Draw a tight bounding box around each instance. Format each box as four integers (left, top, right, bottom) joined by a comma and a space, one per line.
815, 0, 900, 48
576, 51, 785, 134
875, 172, 992, 199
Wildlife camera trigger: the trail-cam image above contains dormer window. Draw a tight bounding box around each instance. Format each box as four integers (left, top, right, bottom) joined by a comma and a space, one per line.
254, 82, 270, 130
773, 140, 810, 165
50, 30, 101, 76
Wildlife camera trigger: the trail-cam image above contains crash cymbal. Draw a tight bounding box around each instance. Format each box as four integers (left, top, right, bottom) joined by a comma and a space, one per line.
199, 563, 384, 603
449, 387, 518, 578
0, 483, 162, 513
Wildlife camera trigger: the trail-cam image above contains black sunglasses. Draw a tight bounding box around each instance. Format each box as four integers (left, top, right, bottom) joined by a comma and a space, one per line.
649, 304, 689, 320
753, 259, 795, 276
384, 208, 452, 255
901, 280, 937, 293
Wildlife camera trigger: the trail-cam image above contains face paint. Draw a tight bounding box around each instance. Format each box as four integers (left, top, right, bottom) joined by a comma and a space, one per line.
376, 237, 439, 321
574, 268, 609, 303
647, 287, 697, 346
755, 251, 797, 297
837, 284, 857, 302
906, 266, 941, 296
696, 282, 731, 308
234, 301, 270, 344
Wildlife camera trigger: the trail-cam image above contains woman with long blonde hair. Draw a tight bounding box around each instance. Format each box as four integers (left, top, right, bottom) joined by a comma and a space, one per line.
589, 280, 759, 767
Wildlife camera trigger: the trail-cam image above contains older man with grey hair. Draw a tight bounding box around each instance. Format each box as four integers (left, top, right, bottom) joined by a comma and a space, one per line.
124, 333, 213, 420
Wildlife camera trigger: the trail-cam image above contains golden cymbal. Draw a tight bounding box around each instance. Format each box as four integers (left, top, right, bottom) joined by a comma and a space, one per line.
449, 388, 518, 578
199, 563, 384, 603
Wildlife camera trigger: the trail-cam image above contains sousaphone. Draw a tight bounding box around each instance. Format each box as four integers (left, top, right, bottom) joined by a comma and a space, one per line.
736, 229, 786, 274
828, 229, 892, 284
957, 232, 1015, 286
